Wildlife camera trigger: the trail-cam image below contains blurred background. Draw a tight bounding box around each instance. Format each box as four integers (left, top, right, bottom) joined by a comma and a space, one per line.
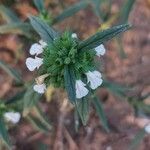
0, 0, 150, 149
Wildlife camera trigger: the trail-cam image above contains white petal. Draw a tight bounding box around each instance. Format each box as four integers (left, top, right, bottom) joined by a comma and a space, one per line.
29, 43, 43, 55
145, 124, 150, 134
26, 56, 43, 71
39, 40, 47, 48
75, 80, 89, 99
33, 83, 46, 94
86, 71, 103, 90
93, 70, 102, 78
95, 44, 106, 57
72, 33, 78, 39
90, 77, 102, 90
4, 112, 21, 124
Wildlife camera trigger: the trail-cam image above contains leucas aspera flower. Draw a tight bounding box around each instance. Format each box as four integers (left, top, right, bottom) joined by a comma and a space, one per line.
4, 112, 21, 124
75, 80, 89, 99
26, 56, 43, 71
29, 40, 47, 55
85, 71, 103, 90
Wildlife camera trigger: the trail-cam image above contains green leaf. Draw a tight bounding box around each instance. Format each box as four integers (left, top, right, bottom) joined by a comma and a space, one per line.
102, 79, 129, 98
29, 16, 59, 43
33, 106, 52, 131
129, 129, 146, 150
23, 84, 41, 115
78, 24, 131, 51
0, 118, 11, 149
90, 0, 102, 20
0, 23, 31, 37
92, 96, 109, 132
91, 0, 112, 21
75, 98, 90, 125
0, 5, 20, 23
64, 66, 76, 102
33, 0, 45, 12
5, 90, 26, 105
74, 110, 80, 132
0, 60, 23, 84
26, 116, 49, 133
115, 36, 127, 59
37, 143, 48, 150
53, 1, 89, 24
119, 0, 135, 24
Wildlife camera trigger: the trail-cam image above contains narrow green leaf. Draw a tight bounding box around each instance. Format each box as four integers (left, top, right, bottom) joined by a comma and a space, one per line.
53, 1, 89, 24
79, 24, 131, 51
5, 90, 26, 105
23, 84, 41, 115
0, 5, 20, 23
92, 96, 109, 132
74, 109, 80, 132
102, 79, 128, 98
33, 0, 45, 12
64, 66, 76, 102
0, 23, 31, 37
129, 129, 145, 150
0, 60, 23, 84
29, 16, 59, 43
37, 143, 48, 150
115, 36, 127, 59
76, 98, 90, 125
91, 0, 112, 21
26, 116, 49, 133
119, 0, 135, 23
90, 0, 103, 20
34, 106, 52, 131
0, 118, 11, 149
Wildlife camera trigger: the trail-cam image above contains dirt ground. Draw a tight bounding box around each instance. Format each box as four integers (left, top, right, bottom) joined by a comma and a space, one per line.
0, 0, 150, 150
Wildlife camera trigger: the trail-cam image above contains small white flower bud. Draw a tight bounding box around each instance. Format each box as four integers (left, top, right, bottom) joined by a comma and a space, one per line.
95, 44, 106, 57
39, 40, 47, 48
144, 124, 150, 134
33, 83, 46, 94
72, 33, 78, 39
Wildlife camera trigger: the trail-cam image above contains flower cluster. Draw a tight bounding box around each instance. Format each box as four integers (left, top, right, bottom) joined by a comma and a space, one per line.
26, 32, 106, 99
26, 40, 48, 94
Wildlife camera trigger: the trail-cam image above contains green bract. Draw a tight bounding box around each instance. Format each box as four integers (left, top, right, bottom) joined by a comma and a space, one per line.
40, 32, 95, 88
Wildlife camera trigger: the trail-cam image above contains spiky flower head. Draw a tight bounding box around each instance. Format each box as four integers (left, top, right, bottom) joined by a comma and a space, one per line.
26, 31, 105, 100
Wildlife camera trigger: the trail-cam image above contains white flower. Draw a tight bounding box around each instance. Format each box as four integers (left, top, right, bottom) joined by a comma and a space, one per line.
4, 112, 21, 124
75, 80, 89, 99
33, 83, 46, 94
39, 40, 47, 48
145, 124, 150, 134
86, 71, 103, 90
26, 56, 43, 71
29, 43, 43, 55
72, 33, 78, 39
29, 40, 47, 55
95, 44, 106, 57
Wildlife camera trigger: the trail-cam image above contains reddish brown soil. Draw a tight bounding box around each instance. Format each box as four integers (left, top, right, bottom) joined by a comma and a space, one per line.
0, 0, 150, 150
